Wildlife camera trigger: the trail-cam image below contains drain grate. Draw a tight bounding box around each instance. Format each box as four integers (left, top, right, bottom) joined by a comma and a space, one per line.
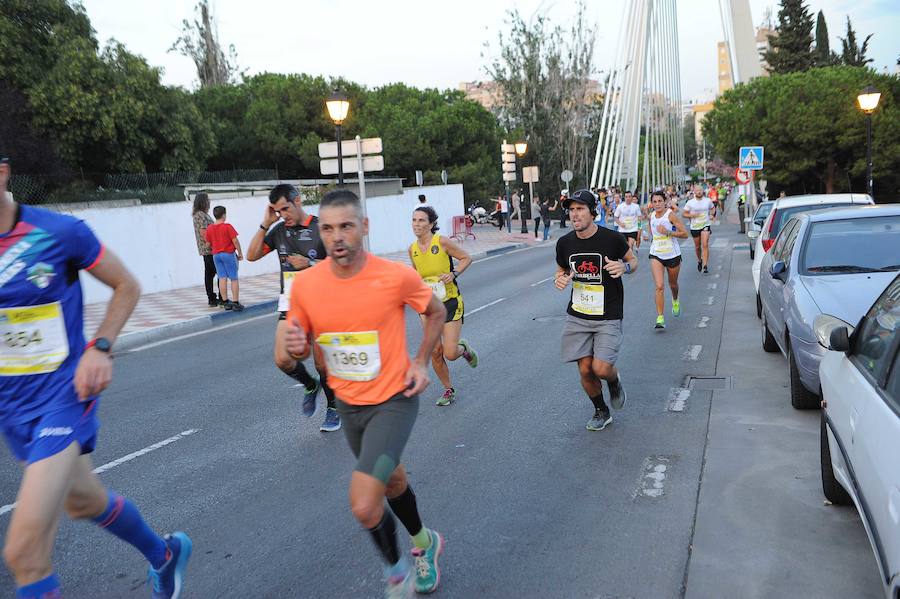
686, 376, 733, 390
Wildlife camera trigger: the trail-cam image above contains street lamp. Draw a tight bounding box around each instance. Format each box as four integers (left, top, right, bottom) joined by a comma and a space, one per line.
515, 141, 528, 233
326, 90, 350, 185
857, 85, 881, 199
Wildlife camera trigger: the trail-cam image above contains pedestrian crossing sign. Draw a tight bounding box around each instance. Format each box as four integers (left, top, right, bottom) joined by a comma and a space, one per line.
739, 146, 764, 171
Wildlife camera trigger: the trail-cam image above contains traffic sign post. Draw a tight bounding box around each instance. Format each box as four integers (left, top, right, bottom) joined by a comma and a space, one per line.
320, 136, 384, 251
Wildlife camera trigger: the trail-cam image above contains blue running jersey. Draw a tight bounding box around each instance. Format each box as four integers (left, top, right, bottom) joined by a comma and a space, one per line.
0, 205, 103, 424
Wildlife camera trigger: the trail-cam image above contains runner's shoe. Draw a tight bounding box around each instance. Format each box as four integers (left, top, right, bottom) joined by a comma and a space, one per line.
608, 378, 627, 410
703, 265, 709, 274
301, 377, 321, 417
655, 315, 666, 329
436, 388, 456, 407
320, 407, 341, 432
385, 562, 415, 599
672, 299, 681, 317
458, 339, 478, 368
148, 532, 192, 599
697, 260, 702, 272
586, 408, 612, 431
411, 529, 444, 593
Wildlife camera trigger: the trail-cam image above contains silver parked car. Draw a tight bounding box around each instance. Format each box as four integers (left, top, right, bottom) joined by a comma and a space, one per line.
818, 273, 900, 599
759, 204, 900, 408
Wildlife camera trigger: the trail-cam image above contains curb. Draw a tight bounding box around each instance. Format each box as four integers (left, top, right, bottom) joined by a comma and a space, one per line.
116, 300, 278, 352
115, 240, 551, 352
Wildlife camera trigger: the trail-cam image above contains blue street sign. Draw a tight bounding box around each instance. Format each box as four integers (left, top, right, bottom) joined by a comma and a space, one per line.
739, 146, 764, 171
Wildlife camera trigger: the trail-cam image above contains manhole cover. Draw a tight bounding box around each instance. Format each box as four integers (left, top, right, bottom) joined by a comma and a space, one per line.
533, 315, 566, 323
686, 376, 733, 390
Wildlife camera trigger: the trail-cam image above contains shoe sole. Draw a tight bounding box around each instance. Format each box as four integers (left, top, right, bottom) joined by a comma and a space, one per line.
417, 531, 444, 594
459, 339, 478, 368
610, 384, 627, 410
171, 531, 192, 599
319, 423, 341, 432
435, 396, 455, 406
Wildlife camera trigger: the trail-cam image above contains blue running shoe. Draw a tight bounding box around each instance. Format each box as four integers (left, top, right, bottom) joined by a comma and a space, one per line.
320, 407, 341, 432
148, 532, 192, 599
301, 377, 321, 417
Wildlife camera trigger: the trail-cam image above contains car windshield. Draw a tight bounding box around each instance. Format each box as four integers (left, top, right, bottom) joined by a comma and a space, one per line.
771, 203, 846, 237
801, 215, 900, 275
753, 203, 773, 225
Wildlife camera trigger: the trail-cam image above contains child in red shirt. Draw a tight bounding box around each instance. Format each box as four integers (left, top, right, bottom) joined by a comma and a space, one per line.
204, 205, 244, 310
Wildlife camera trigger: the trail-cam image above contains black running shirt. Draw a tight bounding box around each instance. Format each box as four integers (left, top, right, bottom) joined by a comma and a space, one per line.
263, 215, 326, 293
555, 226, 629, 321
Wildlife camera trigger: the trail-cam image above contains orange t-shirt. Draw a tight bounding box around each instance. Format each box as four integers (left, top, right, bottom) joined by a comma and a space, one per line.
287, 254, 433, 406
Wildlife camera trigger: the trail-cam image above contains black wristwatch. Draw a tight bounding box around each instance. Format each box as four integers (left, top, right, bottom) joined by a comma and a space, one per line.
88, 337, 112, 353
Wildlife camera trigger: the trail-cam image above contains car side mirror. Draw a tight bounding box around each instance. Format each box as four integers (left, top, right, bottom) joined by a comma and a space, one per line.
770, 261, 786, 280
829, 326, 850, 353
748, 230, 760, 240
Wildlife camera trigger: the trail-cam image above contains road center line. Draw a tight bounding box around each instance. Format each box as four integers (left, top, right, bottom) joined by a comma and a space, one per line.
465, 297, 507, 317
0, 429, 201, 518
697, 316, 710, 328
530, 276, 554, 287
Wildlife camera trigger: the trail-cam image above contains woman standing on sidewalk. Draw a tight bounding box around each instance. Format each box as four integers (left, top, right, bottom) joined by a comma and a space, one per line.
531, 194, 542, 239
191, 193, 219, 307
409, 207, 479, 406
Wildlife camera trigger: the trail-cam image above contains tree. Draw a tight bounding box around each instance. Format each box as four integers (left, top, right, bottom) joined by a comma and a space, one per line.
170, 0, 240, 88
702, 66, 900, 197
839, 17, 873, 67
484, 1, 599, 198
764, 0, 815, 74
814, 11, 835, 66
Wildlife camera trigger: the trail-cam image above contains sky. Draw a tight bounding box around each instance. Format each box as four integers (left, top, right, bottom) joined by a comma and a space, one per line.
80, 0, 899, 102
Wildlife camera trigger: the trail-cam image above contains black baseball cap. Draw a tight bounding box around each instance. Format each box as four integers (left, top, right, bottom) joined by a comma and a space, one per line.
562, 189, 598, 214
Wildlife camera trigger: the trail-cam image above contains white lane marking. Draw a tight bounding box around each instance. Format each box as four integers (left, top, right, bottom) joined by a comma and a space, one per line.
465, 297, 507, 317
0, 429, 201, 518
716, 265, 723, 271
697, 316, 710, 328
712, 238, 728, 248
635, 456, 672, 498
705, 296, 714, 305
471, 243, 546, 265
707, 283, 718, 290
713, 274, 720, 279
682, 345, 702, 361
128, 313, 271, 352
667, 388, 690, 412
530, 276, 554, 287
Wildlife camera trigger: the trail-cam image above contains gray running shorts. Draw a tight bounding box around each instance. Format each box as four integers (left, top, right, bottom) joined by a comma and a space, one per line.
336, 392, 418, 484
561, 314, 623, 364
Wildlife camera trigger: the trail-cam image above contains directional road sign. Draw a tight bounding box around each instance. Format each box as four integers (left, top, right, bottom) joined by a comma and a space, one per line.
502, 172, 517, 182
739, 146, 763, 171
320, 155, 384, 175
319, 138, 382, 159
523, 166, 540, 183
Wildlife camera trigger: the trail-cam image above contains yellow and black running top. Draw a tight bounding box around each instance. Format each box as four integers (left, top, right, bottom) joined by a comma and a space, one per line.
409, 234, 459, 302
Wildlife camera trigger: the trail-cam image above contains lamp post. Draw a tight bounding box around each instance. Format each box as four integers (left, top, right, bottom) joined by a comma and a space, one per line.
326, 90, 350, 186
515, 141, 528, 233
857, 85, 881, 199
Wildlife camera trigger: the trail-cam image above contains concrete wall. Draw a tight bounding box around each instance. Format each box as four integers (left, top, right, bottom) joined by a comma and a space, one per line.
63, 184, 463, 304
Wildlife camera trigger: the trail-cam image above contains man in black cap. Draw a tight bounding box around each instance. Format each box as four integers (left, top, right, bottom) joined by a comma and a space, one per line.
554, 189, 638, 431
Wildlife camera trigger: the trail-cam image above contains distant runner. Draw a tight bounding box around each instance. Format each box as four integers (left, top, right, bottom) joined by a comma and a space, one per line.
682, 186, 716, 274
645, 190, 689, 329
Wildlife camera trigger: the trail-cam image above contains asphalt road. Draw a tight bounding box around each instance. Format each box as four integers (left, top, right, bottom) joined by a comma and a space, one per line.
0, 217, 879, 598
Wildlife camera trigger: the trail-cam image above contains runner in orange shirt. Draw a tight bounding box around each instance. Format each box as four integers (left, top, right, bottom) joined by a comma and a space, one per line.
284, 189, 447, 598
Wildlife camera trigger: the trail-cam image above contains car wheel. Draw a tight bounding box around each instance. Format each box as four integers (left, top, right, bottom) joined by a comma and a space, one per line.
820, 412, 852, 505
761, 312, 779, 352
756, 292, 762, 319
789, 345, 819, 409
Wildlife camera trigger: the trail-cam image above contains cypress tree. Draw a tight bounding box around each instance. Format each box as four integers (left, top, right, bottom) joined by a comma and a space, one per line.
814, 10, 833, 66
764, 0, 815, 73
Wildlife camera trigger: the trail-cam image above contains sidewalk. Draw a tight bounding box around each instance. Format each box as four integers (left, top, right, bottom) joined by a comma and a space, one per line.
683, 199, 881, 597
86, 221, 557, 348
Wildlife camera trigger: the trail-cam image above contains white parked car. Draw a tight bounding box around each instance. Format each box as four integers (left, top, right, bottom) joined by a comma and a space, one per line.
750, 193, 873, 318
818, 273, 900, 598
744, 200, 773, 260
